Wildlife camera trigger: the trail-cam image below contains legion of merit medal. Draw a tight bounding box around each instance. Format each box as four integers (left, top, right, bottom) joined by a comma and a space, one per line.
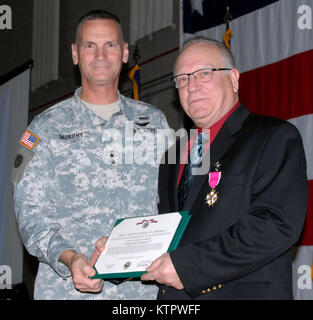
205, 171, 222, 207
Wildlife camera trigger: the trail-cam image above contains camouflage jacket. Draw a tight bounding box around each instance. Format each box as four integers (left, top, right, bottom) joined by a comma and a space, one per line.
13, 88, 172, 300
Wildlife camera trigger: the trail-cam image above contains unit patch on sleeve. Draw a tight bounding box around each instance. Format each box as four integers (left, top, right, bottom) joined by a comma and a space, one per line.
12, 146, 35, 184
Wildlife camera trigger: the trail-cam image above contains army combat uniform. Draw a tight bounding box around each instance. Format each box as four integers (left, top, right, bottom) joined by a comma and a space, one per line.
13, 88, 172, 300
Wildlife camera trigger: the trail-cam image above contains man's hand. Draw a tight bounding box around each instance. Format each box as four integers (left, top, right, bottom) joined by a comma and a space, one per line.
89, 236, 108, 267
59, 250, 103, 293
141, 253, 184, 290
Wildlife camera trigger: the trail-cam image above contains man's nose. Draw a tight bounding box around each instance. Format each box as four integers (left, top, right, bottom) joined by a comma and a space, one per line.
95, 47, 107, 59
187, 75, 200, 92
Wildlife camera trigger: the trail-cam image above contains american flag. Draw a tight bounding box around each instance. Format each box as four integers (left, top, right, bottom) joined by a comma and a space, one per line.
20, 130, 39, 150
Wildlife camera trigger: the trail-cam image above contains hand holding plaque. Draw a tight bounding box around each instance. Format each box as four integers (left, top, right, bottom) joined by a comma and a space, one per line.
92, 211, 190, 279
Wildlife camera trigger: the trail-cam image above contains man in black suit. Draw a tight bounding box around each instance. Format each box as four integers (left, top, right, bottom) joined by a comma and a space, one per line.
141, 37, 308, 299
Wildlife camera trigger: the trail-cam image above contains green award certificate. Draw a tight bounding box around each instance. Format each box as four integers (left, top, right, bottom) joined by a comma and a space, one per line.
92, 211, 190, 279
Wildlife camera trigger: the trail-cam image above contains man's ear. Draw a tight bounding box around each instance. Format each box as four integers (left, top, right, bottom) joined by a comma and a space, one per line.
122, 42, 129, 64
72, 43, 79, 65
230, 68, 240, 93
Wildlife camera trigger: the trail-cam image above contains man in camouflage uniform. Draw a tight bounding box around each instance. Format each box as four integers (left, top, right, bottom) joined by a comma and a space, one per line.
13, 10, 171, 300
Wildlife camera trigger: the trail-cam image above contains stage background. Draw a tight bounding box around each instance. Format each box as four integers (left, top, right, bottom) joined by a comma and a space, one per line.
0, 66, 31, 286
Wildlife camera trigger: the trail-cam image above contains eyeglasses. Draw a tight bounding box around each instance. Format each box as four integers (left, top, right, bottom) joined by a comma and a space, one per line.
172, 67, 232, 89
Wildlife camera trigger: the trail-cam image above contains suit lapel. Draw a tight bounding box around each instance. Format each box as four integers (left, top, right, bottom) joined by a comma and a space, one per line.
182, 148, 211, 211
183, 104, 251, 212
166, 138, 182, 211
168, 164, 180, 211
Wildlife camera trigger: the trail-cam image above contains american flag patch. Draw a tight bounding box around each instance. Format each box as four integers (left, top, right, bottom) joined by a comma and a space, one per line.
20, 130, 40, 150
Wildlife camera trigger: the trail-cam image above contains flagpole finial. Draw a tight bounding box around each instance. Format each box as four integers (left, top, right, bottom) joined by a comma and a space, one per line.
224, 6, 233, 25
224, 6, 232, 23
223, 6, 233, 50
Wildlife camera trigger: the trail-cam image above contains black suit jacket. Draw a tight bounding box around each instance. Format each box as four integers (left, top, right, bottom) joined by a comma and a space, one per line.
158, 104, 308, 300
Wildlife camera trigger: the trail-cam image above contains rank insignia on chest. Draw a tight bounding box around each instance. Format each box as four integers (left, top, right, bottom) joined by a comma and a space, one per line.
135, 116, 151, 127
19, 130, 40, 150
205, 170, 222, 207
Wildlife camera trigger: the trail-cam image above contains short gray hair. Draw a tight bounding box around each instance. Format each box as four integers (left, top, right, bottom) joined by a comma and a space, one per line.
180, 36, 236, 69
75, 10, 124, 43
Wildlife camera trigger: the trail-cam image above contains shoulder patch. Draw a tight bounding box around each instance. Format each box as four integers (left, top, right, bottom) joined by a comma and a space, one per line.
19, 130, 40, 150
12, 146, 35, 184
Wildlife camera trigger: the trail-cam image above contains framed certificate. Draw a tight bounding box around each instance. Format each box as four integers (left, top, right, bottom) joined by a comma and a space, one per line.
92, 211, 190, 279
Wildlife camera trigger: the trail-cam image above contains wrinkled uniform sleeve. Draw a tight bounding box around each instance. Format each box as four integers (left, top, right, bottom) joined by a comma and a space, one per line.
13, 120, 75, 278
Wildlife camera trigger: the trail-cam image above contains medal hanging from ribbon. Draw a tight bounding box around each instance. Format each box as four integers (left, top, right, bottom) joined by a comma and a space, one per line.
205, 171, 222, 207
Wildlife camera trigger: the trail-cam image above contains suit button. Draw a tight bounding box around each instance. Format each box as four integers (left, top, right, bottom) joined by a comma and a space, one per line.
213, 286, 217, 290
218, 284, 222, 289
202, 290, 206, 294
162, 289, 166, 295
206, 288, 211, 293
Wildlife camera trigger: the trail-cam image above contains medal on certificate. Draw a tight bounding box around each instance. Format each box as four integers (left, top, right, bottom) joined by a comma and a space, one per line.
92, 211, 191, 280
205, 171, 222, 207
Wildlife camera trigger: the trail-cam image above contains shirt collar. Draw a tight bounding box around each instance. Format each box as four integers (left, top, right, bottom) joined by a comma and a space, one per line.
196, 101, 241, 144
73, 87, 127, 128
